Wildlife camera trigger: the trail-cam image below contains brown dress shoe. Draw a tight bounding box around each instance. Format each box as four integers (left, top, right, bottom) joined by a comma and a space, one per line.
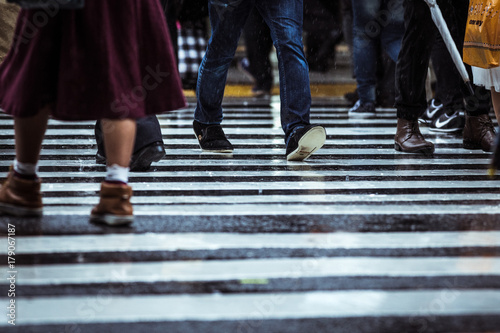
463, 114, 496, 152
0, 169, 42, 217
90, 182, 133, 226
394, 118, 435, 154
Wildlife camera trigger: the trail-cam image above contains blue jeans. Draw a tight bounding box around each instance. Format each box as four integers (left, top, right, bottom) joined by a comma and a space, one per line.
194, 0, 311, 141
352, 0, 404, 104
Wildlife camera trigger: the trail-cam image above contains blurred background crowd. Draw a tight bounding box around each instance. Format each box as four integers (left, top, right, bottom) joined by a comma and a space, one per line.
0, 0, 496, 135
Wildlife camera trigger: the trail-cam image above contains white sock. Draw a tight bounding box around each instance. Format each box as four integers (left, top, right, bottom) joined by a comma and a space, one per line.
105, 164, 129, 184
13, 159, 38, 176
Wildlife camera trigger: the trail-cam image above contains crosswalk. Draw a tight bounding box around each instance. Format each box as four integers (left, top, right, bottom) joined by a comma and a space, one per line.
1, 97, 500, 332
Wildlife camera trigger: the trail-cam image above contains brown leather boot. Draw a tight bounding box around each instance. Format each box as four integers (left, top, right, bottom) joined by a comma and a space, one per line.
463, 114, 496, 152
90, 182, 133, 226
394, 118, 435, 154
0, 169, 42, 217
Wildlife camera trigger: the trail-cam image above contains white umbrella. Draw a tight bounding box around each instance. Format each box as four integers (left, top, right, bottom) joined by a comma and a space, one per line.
423, 0, 475, 95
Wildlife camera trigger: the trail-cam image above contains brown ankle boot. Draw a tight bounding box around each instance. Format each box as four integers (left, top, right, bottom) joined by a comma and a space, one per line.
463, 114, 496, 152
90, 182, 133, 226
395, 118, 435, 154
0, 169, 42, 217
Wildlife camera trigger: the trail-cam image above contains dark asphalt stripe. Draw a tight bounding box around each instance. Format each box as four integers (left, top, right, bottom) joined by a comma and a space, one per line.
0, 154, 492, 160
2, 214, 500, 235
1, 163, 489, 172
12, 276, 500, 297
29, 187, 500, 197
8, 316, 500, 333
6, 247, 500, 265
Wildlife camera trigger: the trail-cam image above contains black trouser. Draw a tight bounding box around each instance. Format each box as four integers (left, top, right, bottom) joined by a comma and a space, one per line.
395, 0, 490, 121
431, 32, 464, 113
95, 115, 163, 157
159, 0, 179, 64
303, 0, 341, 72
242, 8, 273, 92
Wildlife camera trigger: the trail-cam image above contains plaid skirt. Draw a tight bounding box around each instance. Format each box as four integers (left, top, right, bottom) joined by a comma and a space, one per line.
0, 0, 186, 120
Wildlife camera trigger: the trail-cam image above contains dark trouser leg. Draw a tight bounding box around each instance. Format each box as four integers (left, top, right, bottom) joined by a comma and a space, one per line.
430, 0, 468, 114
159, 0, 179, 64
242, 8, 273, 92
95, 115, 163, 157
394, 0, 435, 154
395, 0, 437, 121
430, 35, 464, 112
376, 51, 396, 107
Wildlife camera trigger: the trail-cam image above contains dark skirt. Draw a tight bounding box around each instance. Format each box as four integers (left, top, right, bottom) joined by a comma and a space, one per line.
0, 0, 186, 120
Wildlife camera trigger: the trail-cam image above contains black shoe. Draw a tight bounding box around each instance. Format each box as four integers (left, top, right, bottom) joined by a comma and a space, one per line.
130, 141, 166, 171
348, 100, 376, 118
96, 152, 106, 165
344, 90, 358, 106
95, 141, 165, 172
429, 110, 465, 133
193, 120, 233, 153
286, 125, 326, 161
419, 98, 444, 124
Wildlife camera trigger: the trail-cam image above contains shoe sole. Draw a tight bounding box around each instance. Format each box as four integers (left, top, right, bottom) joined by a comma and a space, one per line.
201, 148, 234, 153
394, 143, 435, 155
348, 112, 376, 119
90, 214, 134, 226
97, 148, 165, 171
463, 140, 494, 152
0, 202, 42, 217
428, 127, 463, 133
287, 126, 326, 161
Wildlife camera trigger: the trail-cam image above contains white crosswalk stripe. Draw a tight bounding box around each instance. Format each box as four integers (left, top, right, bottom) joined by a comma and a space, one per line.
0, 99, 499, 332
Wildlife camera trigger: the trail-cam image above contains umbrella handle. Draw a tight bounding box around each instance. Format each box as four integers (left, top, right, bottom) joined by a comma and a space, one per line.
466, 81, 475, 96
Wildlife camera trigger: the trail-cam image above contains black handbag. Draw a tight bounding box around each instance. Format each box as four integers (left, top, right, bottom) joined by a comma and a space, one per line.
7, 0, 84, 9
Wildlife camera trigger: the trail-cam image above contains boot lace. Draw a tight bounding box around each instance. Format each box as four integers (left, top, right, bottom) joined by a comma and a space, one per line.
478, 117, 496, 135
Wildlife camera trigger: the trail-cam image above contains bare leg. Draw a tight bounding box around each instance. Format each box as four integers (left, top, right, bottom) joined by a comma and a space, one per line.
491, 90, 500, 123
14, 106, 51, 164
91, 119, 136, 226
100, 119, 136, 167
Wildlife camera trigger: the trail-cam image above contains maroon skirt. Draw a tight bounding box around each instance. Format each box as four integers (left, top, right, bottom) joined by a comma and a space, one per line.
0, 0, 186, 120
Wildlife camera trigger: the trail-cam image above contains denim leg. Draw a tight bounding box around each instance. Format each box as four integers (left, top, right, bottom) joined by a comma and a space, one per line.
395, 0, 437, 121
379, 0, 404, 62
352, 0, 383, 104
194, 0, 253, 125
255, 0, 311, 141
